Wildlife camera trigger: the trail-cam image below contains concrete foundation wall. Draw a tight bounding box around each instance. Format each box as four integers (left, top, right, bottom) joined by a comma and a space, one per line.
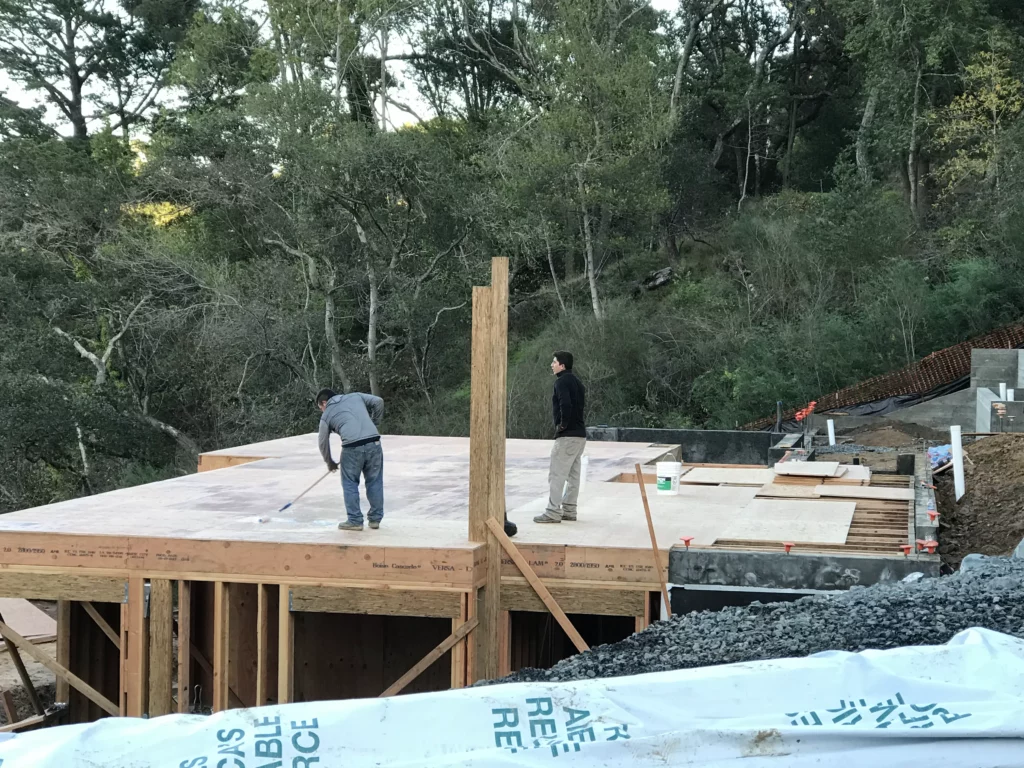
886, 388, 974, 432
976, 388, 998, 432
971, 349, 1020, 389
669, 549, 940, 591
670, 585, 808, 615
586, 427, 786, 465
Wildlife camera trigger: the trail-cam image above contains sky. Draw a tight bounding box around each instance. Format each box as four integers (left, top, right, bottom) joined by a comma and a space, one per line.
1, 0, 682, 136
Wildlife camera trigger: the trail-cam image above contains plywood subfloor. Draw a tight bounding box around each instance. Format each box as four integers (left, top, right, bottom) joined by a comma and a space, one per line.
0, 434, 896, 578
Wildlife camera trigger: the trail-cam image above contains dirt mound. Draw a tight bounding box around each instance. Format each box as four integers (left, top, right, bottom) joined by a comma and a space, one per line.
842, 422, 947, 447
936, 434, 1024, 567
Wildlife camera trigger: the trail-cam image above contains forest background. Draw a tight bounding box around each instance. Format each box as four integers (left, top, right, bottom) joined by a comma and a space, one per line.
3, 0, 1023, 511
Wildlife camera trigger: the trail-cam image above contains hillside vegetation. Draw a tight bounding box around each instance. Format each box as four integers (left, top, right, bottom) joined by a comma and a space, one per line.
3, 0, 1024, 511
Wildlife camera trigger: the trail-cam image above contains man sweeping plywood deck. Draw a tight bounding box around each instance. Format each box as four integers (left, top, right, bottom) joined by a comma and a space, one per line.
317, 389, 385, 531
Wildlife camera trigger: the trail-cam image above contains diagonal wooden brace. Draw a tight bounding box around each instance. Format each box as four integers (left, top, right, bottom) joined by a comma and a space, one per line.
485, 517, 589, 653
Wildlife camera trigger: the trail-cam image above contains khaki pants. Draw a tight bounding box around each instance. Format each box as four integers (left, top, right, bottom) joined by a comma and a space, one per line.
544, 437, 587, 520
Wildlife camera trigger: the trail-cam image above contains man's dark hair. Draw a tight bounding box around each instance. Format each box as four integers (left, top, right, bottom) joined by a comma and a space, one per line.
553, 351, 574, 371
315, 388, 337, 406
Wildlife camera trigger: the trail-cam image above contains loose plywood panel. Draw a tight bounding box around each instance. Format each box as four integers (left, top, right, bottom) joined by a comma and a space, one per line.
814, 485, 914, 501
754, 484, 820, 499
717, 499, 855, 545
773, 462, 842, 478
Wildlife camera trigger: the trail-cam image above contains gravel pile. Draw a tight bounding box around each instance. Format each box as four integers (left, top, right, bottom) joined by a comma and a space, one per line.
484, 555, 1024, 685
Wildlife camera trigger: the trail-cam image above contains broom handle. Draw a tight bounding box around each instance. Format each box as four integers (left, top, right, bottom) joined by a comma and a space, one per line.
294, 470, 332, 502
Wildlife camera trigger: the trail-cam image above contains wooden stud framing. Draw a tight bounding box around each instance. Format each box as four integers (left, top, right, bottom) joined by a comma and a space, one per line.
148, 579, 174, 717
379, 618, 479, 698
177, 581, 191, 713
125, 577, 149, 718
212, 581, 230, 712
119, 603, 128, 715
450, 594, 468, 689
256, 584, 270, 706
277, 584, 294, 704
486, 518, 589, 653
0, 620, 119, 717
1, 689, 18, 722
289, 585, 464, 618
56, 600, 72, 705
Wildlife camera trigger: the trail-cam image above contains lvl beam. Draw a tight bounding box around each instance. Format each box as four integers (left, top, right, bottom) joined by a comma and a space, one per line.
289, 585, 463, 618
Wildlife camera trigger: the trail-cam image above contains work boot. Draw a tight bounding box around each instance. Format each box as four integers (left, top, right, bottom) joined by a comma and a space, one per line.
504, 516, 517, 537
533, 511, 561, 524
338, 520, 363, 531
562, 512, 577, 522
369, 521, 380, 529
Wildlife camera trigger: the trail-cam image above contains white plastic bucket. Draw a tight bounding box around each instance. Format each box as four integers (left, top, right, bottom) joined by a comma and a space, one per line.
656, 461, 682, 495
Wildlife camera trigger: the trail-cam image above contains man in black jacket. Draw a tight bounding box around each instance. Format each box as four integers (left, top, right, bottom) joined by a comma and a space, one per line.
534, 351, 587, 523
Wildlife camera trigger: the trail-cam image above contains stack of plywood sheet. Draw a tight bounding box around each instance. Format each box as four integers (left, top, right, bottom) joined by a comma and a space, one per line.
771, 461, 871, 486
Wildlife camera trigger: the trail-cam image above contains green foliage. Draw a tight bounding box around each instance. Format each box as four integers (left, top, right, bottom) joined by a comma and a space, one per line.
3, 0, 1024, 516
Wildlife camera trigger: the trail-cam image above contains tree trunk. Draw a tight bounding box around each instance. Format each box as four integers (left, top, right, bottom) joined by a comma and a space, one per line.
545, 231, 567, 314
334, 0, 344, 109
856, 86, 879, 182
575, 168, 602, 320
366, 261, 380, 396
324, 270, 353, 393
65, 17, 88, 141
782, 26, 802, 187
907, 63, 923, 222
379, 25, 388, 131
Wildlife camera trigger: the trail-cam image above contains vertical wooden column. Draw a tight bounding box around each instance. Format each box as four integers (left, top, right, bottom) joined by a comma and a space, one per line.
212, 581, 231, 712
177, 581, 191, 714
148, 579, 174, 717
55, 600, 71, 705
125, 578, 149, 717
119, 603, 129, 715
277, 584, 294, 704
498, 610, 512, 677
467, 256, 509, 683
256, 584, 270, 706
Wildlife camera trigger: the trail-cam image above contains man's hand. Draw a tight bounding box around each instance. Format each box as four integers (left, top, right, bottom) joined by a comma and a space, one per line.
327, 460, 339, 472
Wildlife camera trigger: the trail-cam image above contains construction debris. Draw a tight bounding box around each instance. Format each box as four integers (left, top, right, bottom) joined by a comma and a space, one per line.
485, 555, 1024, 686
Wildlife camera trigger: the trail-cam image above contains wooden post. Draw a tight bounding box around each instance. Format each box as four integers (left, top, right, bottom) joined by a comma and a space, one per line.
177, 581, 192, 714
213, 581, 230, 712
55, 600, 71, 705
450, 593, 467, 689
467, 256, 509, 683
277, 585, 294, 704
148, 579, 174, 717
256, 584, 270, 706
119, 603, 128, 715
125, 577, 149, 718
498, 610, 512, 677
635, 463, 672, 618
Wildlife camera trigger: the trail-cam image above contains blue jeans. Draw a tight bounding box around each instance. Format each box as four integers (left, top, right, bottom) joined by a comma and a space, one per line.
340, 442, 384, 524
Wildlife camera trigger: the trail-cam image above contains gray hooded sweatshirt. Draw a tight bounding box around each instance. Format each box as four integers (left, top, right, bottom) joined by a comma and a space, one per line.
318, 393, 384, 464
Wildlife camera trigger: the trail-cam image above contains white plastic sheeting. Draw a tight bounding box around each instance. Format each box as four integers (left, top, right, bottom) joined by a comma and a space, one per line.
1, 628, 1023, 767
